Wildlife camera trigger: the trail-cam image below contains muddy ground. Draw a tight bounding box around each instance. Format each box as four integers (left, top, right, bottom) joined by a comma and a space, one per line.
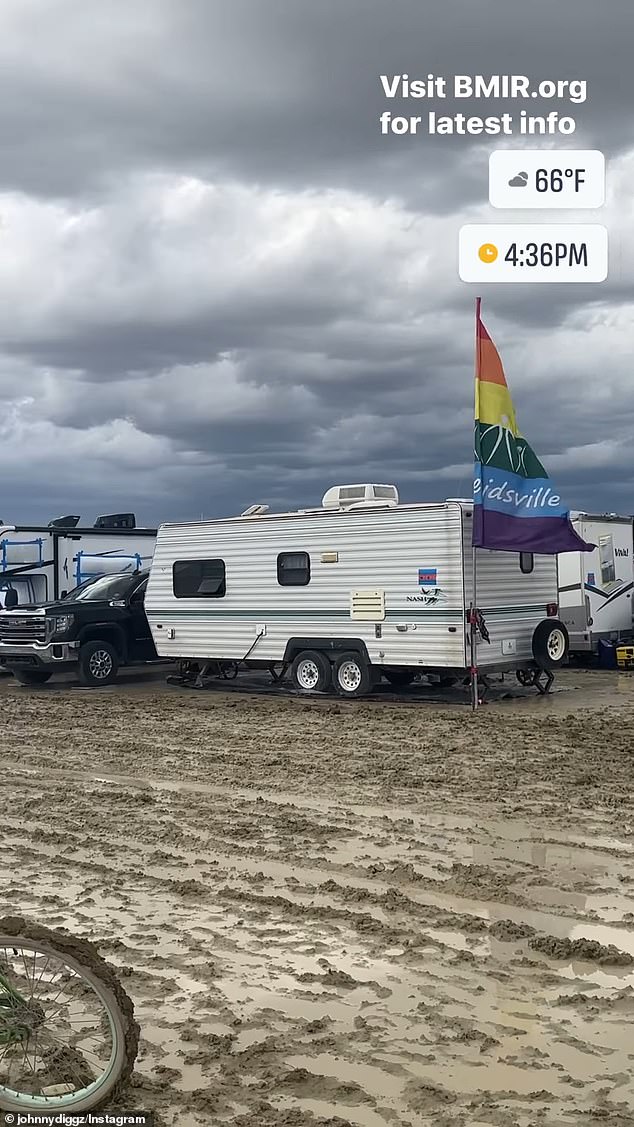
2, 668, 634, 1126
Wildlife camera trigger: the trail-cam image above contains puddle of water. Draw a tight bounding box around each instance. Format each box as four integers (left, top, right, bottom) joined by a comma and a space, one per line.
407, 1055, 570, 1097
142, 1024, 184, 1048
218, 975, 376, 1024
234, 1026, 277, 1050
470, 836, 615, 878
582, 892, 634, 921
160, 1051, 214, 1092
565, 920, 634, 960
556, 961, 634, 990
286, 1051, 404, 1100
423, 927, 488, 954
278, 1093, 388, 1127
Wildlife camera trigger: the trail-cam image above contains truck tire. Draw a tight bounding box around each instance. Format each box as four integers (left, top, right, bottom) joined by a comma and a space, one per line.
333, 652, 374, 698
79, 640, 119, 687
532, 619, 569, 671
13, 669, 52, 686
290, 650, 332, 693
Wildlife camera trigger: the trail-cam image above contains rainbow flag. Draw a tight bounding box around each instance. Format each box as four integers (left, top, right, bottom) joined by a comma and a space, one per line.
473, 301, 593, 553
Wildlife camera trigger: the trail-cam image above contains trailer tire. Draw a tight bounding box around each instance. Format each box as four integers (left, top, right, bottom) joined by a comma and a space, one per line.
532, 620, 569, 671
13, 669, 52, 686
79, 640, 119, 686
290, 650, 332, 694
333, 652, 374, 698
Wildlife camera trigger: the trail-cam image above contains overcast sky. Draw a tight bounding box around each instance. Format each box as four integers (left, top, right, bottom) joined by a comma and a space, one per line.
1, 0, 632, 526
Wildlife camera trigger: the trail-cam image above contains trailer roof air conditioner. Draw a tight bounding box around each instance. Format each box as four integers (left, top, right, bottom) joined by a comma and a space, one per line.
321, 484, 399, 510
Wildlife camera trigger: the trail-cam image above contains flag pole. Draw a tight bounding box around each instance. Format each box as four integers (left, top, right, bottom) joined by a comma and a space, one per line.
470, 297, 481, 712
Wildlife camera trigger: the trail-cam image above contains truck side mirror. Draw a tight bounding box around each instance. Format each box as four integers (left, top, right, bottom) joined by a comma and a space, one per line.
4, 589, 18, 609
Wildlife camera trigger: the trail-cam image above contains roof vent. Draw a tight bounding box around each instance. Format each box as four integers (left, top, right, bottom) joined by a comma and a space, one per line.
93, 513, 136, 529
48, 515, 81, 528
321, 484, 399, 510
241, 504, 270, 517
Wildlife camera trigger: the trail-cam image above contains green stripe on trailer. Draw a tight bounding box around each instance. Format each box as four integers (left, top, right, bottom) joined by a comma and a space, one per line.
149, 603, 547, 620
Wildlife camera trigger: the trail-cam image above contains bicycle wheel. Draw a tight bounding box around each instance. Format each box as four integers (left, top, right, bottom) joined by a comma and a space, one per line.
0, 916, 139, 1112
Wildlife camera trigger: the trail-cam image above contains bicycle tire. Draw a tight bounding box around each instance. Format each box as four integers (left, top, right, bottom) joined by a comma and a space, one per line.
0, 916, 139, 1112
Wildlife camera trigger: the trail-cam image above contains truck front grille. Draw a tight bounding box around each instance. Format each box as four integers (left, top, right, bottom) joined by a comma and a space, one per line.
0, 617, 46, 645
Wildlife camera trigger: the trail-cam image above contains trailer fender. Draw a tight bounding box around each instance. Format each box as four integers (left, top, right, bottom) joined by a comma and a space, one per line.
283, 637, 371, 666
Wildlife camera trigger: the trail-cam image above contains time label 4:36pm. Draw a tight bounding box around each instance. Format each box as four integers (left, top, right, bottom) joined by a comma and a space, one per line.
459, 224, 608, 283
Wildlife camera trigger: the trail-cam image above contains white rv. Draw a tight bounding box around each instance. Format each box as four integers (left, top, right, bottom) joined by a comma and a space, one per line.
145, 484, 568, 697
558, 512, 634, 654
0, 513, 157, 609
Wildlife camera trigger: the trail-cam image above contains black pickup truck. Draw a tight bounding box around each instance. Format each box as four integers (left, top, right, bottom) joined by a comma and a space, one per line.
0, 569, 158, 686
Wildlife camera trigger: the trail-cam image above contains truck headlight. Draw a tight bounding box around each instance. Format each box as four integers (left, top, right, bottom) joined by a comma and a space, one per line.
47, 614, 75, 636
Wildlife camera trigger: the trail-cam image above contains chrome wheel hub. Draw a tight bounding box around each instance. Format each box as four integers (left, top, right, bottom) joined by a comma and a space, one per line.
338, 661, 362, 691
547, 630, 565, 661
297, 659, 319, 690
88, 650, 113, 679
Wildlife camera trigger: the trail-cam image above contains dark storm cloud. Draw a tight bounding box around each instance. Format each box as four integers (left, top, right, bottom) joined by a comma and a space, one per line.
0, 0, 632, 524
1, 0, 632, 204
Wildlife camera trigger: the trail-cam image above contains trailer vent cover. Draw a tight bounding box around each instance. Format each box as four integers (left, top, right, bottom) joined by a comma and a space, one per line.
350, 589, 386, 621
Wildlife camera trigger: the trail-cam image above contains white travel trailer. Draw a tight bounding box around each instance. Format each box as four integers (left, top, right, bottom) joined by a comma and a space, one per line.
558, 512, 634, 654
0, 513, 157, 609
145, 484, 568, 696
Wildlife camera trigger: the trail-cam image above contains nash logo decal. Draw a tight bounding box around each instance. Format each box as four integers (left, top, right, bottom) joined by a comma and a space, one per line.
407, 589, 447, 605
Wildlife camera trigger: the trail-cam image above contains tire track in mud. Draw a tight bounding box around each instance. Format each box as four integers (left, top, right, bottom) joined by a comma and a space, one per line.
1, 672, 634, 1124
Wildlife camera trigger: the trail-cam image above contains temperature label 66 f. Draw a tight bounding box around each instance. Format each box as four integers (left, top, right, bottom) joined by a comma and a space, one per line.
536, 168, 585, 192
489, 150, 604, 209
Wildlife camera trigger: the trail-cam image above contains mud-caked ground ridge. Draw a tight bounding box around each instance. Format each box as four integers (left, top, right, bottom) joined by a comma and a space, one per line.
1, 669, 634, 1126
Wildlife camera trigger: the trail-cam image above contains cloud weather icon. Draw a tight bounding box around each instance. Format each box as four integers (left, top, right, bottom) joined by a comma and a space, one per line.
508, 171, 529, 187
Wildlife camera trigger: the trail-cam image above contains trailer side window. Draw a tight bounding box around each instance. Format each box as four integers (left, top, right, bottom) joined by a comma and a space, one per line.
519, 552, 534, 574
173, 559, 226, 598
277, 552, 310, 586
599, 535, 616, 585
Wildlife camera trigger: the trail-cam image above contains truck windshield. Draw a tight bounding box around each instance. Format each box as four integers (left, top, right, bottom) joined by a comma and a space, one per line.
66, 574, 137, 602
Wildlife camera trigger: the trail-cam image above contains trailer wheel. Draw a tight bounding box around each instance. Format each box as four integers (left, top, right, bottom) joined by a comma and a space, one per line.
516, 669, 536, 687
79, 640, 119, 686
290, 650, 332, 693
333, 652, 374, 698
13, 669, 52, 686
532, 620, 569, 671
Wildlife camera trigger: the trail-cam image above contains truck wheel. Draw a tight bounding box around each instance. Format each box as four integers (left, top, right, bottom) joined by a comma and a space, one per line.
13, 670, 52, 686
333, 652, 374, 698
290, 650, 332, 693
532, 620, 569, 671
79, 641, 119, 686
